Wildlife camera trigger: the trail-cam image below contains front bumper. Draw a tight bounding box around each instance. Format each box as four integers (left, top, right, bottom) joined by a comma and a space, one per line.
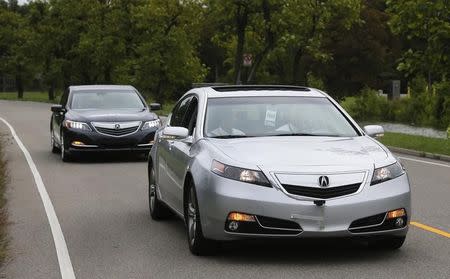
63, 127, 157, 153
198, 173, 411, 241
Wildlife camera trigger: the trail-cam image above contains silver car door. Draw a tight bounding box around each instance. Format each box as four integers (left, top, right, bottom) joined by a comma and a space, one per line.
158, 96, 193, 210
164, 97, 198, 213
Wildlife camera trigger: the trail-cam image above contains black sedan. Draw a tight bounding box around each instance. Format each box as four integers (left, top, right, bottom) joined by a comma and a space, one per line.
50, 85, 161, 161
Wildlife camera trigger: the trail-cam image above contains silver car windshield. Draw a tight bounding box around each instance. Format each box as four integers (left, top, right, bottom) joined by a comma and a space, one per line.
204, 97, 359, 138
71, 90, 145, 110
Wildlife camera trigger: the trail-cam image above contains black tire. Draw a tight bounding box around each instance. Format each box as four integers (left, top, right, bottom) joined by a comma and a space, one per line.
368, 236, 406, 250
184, 180, 217, 256
51, 129, 59, 154
149, 165, 171, 220
60, 131, 72, 162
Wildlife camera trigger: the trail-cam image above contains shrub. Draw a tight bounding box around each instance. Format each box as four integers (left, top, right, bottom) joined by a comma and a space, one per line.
340, 83, 450, 130
340, 87, 389, 122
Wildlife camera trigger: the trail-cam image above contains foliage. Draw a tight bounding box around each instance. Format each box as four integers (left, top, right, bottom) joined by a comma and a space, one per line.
0, 0, 449, 128
340, 84, 450, 130
340, 87, 390, 121
386, 0, 450, 85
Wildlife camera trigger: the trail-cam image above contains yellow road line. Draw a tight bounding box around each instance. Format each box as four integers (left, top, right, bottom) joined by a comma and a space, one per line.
410, 221, 450, 238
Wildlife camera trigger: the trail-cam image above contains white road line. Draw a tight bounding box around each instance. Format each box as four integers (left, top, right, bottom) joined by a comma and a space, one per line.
397, 156, 450, 168
0, 117, 76, 279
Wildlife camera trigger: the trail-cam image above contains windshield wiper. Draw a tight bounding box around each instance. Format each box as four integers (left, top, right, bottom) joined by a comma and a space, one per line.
209, 135, 252, 139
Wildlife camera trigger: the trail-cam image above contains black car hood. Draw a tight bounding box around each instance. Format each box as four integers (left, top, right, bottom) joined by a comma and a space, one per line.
66, 109, 158, 122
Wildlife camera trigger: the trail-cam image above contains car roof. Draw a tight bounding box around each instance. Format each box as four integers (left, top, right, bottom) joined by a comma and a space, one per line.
69, 85, 136, 91
192, 85, 326, 98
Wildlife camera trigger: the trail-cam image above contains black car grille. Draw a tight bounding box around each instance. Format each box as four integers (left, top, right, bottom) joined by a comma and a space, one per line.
281, 183, 361, 199
95, 126, 140, 136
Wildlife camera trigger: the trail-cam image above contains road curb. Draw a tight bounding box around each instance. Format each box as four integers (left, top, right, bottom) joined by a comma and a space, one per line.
388, 146, 450, 163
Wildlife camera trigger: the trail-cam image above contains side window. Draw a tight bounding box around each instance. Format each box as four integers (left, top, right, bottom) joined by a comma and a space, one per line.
170, 96, 192, 127
183, 97, 198, 135
60, 88, 69, 107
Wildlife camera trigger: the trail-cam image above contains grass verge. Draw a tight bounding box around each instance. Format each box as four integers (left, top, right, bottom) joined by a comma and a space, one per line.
0, 92, 175, 115
0, 136, 9, 265
0, 91, 60, 103
379, 132, 450, 156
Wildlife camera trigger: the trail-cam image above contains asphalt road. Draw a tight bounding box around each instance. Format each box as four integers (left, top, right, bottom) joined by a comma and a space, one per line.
0, 100, 448, 279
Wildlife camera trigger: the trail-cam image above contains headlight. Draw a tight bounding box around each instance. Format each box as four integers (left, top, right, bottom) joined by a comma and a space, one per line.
142, 119, 161, 130
371, 161, 405, 185
211, 160, 271, 187
63, 120, 91, 131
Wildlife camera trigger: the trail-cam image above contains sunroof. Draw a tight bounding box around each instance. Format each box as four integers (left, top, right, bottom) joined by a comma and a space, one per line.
211, 85, 310, 92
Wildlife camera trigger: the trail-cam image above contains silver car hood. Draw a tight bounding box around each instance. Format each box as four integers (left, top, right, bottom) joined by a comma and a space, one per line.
207, 136, 390, 171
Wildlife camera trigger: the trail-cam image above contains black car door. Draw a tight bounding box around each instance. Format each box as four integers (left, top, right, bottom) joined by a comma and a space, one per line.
53, 88, 69, 144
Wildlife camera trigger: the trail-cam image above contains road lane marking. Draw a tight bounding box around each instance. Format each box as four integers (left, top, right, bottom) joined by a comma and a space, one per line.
411, 222, 450, 238
0, 117, 76, 279
397, 156, 450, 168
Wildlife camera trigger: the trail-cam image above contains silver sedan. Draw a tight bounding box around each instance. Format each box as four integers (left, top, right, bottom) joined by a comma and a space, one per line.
148, 85, 411, 255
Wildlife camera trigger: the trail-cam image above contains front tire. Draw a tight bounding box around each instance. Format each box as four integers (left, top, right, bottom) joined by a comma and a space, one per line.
368, 236, 406, 250
60, 131, 72, 162
184, 181, 217, 256
149, 166, 171, 220
51, 129, 59, 154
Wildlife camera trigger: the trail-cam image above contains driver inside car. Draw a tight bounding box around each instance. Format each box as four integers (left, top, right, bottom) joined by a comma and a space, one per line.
207, 107, 245, 137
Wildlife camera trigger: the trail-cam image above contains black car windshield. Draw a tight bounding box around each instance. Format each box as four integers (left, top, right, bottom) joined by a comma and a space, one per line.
70, 90, 145, 110
204, 97, 359, 138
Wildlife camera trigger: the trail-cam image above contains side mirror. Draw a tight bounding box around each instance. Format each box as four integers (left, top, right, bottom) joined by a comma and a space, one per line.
51, 104, 65, 113
150, 103, 161, 111
162, 126, 189, 139
364, 125, 384, 138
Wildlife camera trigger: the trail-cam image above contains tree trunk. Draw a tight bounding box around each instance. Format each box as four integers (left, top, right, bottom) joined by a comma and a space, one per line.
292, 48, 303, 85
234, 4, 248, 85
247, 0, 274, 83
427, 70, 432, 92
48, 80, 55, 101
15, 72, 24, 99
104, 66, 111, 83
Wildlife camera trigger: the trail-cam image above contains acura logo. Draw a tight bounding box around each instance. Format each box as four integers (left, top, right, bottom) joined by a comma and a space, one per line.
114, 124, 121, 130
318, 176, 330, 187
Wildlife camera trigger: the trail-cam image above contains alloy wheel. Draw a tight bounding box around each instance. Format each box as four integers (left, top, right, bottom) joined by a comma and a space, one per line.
60, 133, 65, 160
149, 168, 156, 213
187, 187, 197, 246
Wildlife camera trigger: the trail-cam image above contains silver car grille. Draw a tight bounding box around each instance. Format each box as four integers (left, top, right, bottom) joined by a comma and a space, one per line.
91, 121, 141, 137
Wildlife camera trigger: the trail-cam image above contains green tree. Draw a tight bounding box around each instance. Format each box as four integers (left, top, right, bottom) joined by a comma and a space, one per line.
316, 0, 402, 97
117, 0, 207, 101
279, 0, 361, 85
0, 1, 33, 98
387, 0, 450, 88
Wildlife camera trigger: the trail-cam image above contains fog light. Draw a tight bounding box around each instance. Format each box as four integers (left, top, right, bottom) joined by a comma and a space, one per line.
228, 221, 239, 231
227, 212, 256, 222
394, 217, 405, 228
72, 141, 85, 146
387, 208, 406, 219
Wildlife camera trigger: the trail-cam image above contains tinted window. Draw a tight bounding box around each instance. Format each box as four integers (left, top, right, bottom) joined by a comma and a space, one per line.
204, 97, 359, 138
60, 89, 69, 106
184, 98, 198, 135
171, 96, 192, 127
70, 90, 145, 110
